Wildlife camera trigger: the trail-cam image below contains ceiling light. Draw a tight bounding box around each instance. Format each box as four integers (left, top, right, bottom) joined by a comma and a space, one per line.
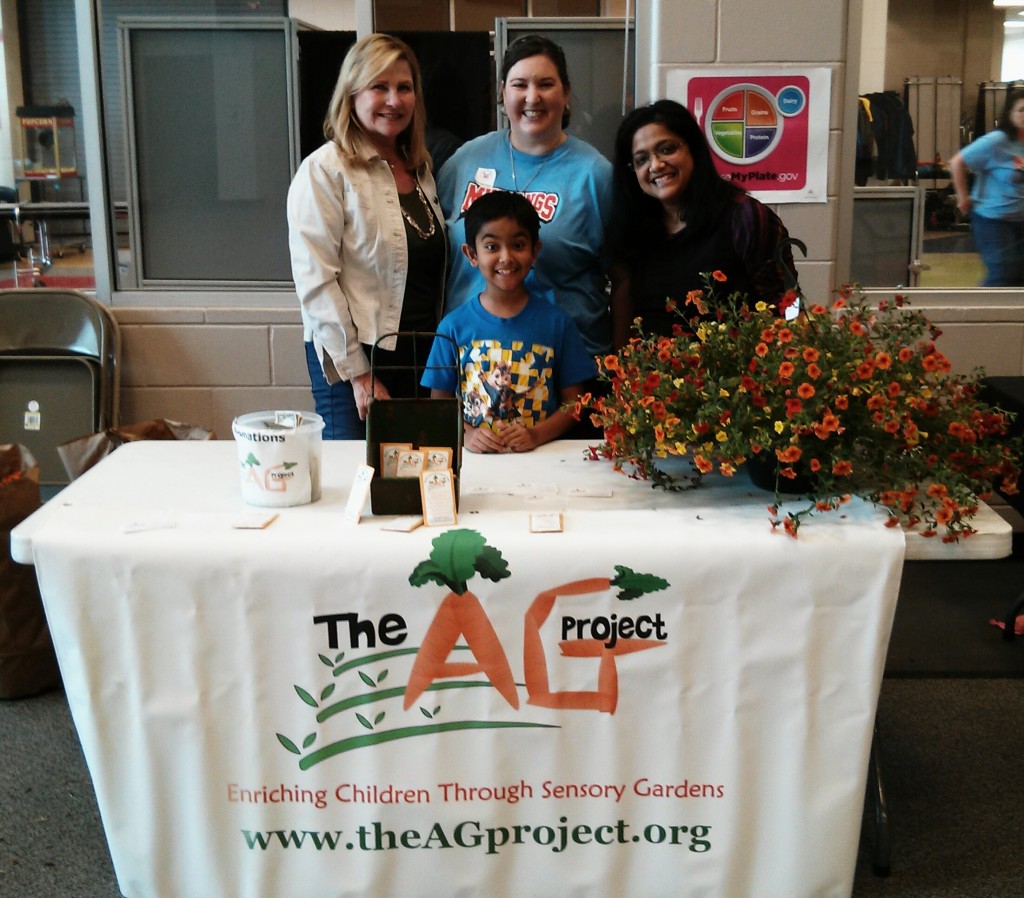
994, 0, 1024, 7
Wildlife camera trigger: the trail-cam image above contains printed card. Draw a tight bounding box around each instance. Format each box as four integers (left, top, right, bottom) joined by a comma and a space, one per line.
420, 469, 457, 527
380, 515, 424, 532
395, 449, 427, 479
231, 512, 279, 530
344, 464, 375, 523
529, 512, 564, 533
422, 446, 454, 471
380, 442, 413, 478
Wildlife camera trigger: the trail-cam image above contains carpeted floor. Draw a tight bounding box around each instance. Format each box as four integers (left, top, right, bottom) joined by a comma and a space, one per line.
886, 557, 1024, 677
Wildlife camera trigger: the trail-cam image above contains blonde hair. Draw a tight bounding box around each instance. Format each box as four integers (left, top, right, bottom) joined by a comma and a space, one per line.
323, 33, 430, 172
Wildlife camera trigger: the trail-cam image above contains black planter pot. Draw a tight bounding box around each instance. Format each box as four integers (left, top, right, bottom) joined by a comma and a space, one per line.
744, 454, 817, 495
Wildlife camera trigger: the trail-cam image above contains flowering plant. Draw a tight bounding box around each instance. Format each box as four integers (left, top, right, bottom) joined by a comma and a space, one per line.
579, 273, 1021, 538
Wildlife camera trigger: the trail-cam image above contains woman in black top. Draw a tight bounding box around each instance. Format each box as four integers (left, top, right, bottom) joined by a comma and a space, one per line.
610, 100, 795, 343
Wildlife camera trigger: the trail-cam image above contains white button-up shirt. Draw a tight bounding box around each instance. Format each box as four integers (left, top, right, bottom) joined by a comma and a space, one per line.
287, 140, 445, 383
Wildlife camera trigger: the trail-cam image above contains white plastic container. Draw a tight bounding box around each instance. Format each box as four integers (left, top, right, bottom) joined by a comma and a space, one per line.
231, 411, 324, 507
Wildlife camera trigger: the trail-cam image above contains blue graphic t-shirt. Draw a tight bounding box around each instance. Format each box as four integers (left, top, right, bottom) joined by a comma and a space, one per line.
436, 131, 614, 357
420, 294, 597, 428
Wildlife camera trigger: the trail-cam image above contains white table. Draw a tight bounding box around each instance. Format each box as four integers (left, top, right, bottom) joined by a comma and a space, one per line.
14, 440, 909, 897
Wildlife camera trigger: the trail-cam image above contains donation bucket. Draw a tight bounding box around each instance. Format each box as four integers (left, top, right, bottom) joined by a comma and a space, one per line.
231, 411, 324, 507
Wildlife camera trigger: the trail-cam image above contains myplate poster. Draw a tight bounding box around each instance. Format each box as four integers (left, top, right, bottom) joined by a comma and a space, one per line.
666, 68, 831, 204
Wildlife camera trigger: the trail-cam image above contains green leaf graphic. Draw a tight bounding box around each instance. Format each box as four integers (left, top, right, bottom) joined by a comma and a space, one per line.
295, 685, 318, 708
283, 461, 297, 470
374, 711, 385, 725
408, 560, 453, 592
475, 544, 511, 582
320, 684, 335, 701
377, 670, 388, 684
356, 713, 373, 730
318, 654, 333, 667
244, 452, 260, 467
420, 707, 433, 719
334, 651, 346, 664
358, 671, 375, 688
409, 529, 509, 595
277, 733, 301, 755
610, 565, 670, 601
302, 733, 316, 749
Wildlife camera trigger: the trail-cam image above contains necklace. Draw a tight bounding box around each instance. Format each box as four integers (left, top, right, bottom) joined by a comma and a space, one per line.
401, 182, 436, 241
508, 133, 555, 194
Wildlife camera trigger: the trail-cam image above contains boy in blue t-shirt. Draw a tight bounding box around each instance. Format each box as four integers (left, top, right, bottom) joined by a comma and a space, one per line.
421, 191, 596, 453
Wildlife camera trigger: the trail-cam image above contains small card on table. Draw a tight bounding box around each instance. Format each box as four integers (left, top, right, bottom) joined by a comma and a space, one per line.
344, 464, 375, 523
529, 512, 564, 533
420, 469, 457, 526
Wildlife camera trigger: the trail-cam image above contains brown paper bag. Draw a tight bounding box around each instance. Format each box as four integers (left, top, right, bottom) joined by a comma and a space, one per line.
58, 418, 216, 480
0, 444, 61, 699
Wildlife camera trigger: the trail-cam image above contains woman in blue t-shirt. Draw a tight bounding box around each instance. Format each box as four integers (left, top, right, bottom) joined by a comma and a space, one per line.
950, 88, 1024, 286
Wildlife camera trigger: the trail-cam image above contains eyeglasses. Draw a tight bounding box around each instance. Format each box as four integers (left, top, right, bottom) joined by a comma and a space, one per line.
630, 141, 684, 171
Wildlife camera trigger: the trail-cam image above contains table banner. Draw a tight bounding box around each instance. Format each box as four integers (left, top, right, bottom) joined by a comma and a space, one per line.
31, 479, 903, 897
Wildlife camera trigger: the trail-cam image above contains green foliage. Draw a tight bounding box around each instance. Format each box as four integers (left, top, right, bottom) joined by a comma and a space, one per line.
409, 529, 510, 595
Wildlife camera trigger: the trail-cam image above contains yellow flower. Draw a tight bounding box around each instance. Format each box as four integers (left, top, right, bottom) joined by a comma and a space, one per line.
774, 421, 785, 434
755, 301, 768, 312
696, 325, 709, 343
716, 431, 728, 442
719, 388, 730, 399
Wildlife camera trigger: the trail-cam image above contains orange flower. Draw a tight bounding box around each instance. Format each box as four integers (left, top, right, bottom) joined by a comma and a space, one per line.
832, 460, 854, 476
797, 383, 816, 399
835, 395, 849, 410
712, 270, 727, 282
806, 363, 822, 380
875, 352, 892, 370
777, 328, 793, 344
779, 361, 796, 379
755, 342, 769, 357
776, 445, 802, 463
802, 347, 820, 363
897, 347, 914, 363
693, 455, 714, 474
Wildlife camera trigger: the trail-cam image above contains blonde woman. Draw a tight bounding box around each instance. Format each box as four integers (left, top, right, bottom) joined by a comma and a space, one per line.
287, 34, 446, 438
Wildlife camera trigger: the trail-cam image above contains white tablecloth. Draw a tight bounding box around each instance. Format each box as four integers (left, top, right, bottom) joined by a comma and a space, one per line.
14, 440, 906, 898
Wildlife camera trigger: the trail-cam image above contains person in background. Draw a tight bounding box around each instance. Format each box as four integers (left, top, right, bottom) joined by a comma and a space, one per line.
437, 35, 615, 363
950, 87, 1024, 287
421, 191, 595, 454
610, 99, 796, 341
287, 33, 446, 439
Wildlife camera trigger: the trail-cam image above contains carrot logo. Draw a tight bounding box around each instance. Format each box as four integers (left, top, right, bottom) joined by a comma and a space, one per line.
276, 529, 670, 769
405, 529, 518, 709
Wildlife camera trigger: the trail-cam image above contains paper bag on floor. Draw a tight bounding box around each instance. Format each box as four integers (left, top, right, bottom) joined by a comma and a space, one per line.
0, 444, 61, 699
58, 418, 216, 480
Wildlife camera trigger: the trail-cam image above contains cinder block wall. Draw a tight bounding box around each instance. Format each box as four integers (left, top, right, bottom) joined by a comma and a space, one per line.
114, 306, 313, 437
